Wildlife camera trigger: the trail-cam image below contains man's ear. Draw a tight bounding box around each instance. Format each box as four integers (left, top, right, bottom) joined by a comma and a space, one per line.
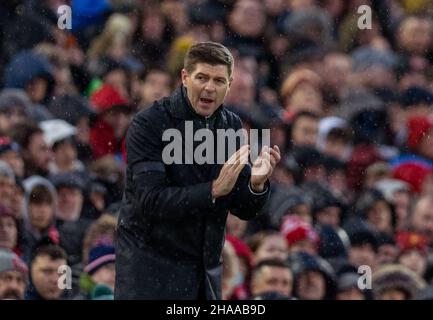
181, 69, 188, 87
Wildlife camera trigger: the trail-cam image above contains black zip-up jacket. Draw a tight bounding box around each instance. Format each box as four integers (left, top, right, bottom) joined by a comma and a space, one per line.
114, 86, 270, 299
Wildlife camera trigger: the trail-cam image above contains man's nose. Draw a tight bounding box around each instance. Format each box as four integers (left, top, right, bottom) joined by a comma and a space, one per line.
204, 81, 216, 92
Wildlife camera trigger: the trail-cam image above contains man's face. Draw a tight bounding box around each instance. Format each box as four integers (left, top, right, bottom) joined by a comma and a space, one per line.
0, 177, 14, 207
31, 255, 66, 300
0, 150, 24, 177
0, 270, 26, 300
27, 133, 52, 171
229, 0, 265, 37
181, 63, 232, 117
411, 198, 433, 237
0, 216, 17, 250
291, 116, 319, 147
377, 244, 398, 265
252, 266, 293, 297
316, 206, 341, 227
296, 270, 326, 300
57, 187, 83, 221
418, 131, 433, 160
29, 202, 53, 231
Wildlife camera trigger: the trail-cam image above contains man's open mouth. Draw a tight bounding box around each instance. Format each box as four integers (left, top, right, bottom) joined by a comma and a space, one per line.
200, 98, 214, 104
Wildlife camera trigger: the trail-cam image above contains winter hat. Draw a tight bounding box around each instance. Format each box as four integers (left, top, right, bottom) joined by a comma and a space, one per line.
396, 232, 429, 257
226, 235, 253, 269
50, 172, 86, 191
39, 119, 77, 148
373, 264, 426, 300
268, 186, 312, 228
0, 89, 31, 114
317, 224, 350, 260
374, 178, 410, 202
392, 161, 433, 194
317, 116, 348, 150
349, 228, 379, 252
47, 94, 96, 126
351, 46, 398, 72
90, 84, 131, 114
0, 249, 28, 276
337, 272, 360, 292
407, 116, 433, 150
84, 244, 115, 275
401, 86, 433, 108
280, 215, 319, 246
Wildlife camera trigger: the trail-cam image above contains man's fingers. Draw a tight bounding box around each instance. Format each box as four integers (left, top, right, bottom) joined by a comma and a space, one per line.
227, 145, 249, 165
270, 146, 281, 164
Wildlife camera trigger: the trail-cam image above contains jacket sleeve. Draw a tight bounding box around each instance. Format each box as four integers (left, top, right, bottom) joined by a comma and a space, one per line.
126, 110, 216, 221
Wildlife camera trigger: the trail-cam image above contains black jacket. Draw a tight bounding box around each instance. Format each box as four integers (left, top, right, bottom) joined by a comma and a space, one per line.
115, 86, 270, 299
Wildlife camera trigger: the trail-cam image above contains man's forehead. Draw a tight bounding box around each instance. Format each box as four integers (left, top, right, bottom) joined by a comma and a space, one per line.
191, 63, 230, 78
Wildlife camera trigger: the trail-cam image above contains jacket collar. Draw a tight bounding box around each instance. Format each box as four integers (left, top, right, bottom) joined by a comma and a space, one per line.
168, 85, 223, 122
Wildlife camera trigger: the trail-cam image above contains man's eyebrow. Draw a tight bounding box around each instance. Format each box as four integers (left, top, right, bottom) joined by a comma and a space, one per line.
195, 72, 209, 77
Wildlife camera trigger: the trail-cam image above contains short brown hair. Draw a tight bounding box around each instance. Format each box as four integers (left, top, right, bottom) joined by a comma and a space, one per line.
29, 185, 54, 205
184, 42, 234, 77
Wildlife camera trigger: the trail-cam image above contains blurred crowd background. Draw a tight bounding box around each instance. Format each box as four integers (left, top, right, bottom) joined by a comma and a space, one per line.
2, 0, 433, 300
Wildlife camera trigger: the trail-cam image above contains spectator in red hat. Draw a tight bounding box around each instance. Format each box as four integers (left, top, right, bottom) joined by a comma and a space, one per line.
280, 215, 319, 255
407, 116, 433, 161
89, 84, 134, 159
396, 231, 429, 278
225, 235, 254, 300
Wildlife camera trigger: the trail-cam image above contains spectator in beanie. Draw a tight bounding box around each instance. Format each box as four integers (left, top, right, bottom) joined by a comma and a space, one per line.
0, 249, 28, 300
0, 89, 30, 136
400, 86, 433, 118
11, 122, 52, 178
347, 228, 379, 271
0, 136, 24, 178
289, 251, 337, 300
317, 117, 352, 162
25, 245, 67, 300
50, 172, 87, 223
50, 172, 93, 267
81, 215, 117, 267
0, 204, 18, 254
39, 120, 85, 175
247, 231, 289, 265
376, 233, 399, 266
250, 259, 293, 299
336, 271, 366, 300
89, 84, 135, 160
21, 176, 59, 264
75, 243, 115, 300
396, 231, 429, 278
280, 215, 319, 255
372, 264, 426, 300
409, 195, 433, 239
47, 94, 96, 165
